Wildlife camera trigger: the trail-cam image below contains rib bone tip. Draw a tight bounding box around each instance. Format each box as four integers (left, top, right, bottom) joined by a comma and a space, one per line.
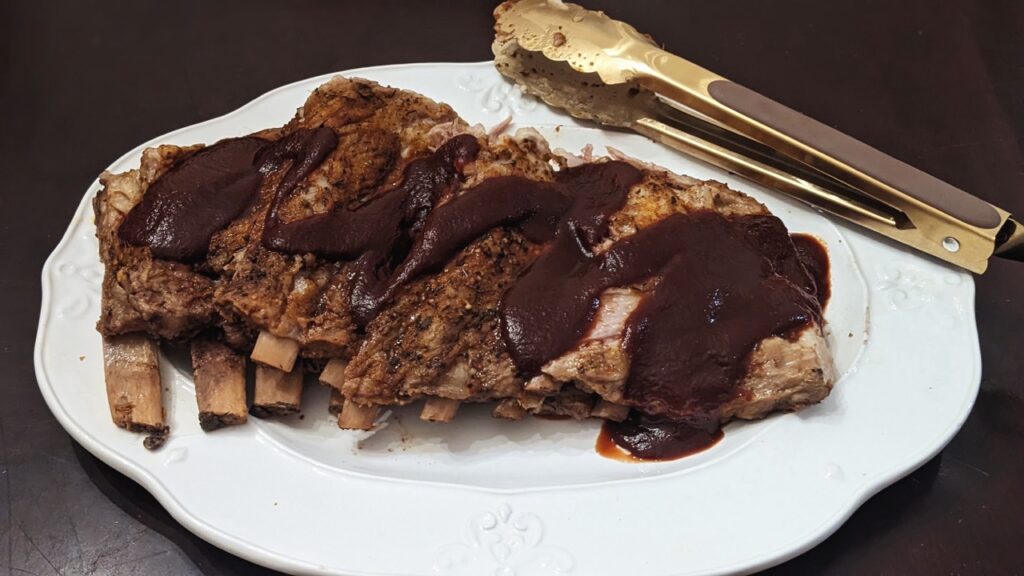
338, 400, 379, 430
420, 398, 461, 422
250, 331, 300, 372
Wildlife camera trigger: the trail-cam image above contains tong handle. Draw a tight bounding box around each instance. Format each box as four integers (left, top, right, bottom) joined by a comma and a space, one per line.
712, 78, 1024, 264
634, 117, 898, 227
642, 53, 1003, 229
703, 80, 1000, 229
635, 50, 1014, 272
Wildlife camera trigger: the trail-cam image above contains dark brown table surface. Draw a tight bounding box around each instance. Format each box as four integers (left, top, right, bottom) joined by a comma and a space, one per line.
3, 1, 1022, 574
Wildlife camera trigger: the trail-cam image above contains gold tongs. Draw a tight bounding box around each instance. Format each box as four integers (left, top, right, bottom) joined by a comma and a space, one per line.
493, 0, 1024, 273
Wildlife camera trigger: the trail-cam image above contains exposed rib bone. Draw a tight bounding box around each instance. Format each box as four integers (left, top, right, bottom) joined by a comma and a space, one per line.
338, 400, 379, 430
318, 358, 348, 390
102, 334, 168, 449
250, 331, 300, 372
252, 364, 303, 417
420, 398, 461, 422
519, 393, 546, 412
191, 339, 248, 431
492, 398, 526, 420
328, 388, 344, 416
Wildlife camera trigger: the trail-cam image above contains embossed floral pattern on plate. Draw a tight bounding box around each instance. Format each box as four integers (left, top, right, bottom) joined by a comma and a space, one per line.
435, 504, 574, 576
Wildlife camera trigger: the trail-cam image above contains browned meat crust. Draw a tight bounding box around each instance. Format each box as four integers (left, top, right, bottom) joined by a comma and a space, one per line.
343, 229, 539, 405
209, 79, 464, 358
95, 145, 215, 340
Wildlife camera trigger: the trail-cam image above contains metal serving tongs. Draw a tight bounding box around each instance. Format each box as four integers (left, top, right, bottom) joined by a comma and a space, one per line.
493, 0, 1024, 273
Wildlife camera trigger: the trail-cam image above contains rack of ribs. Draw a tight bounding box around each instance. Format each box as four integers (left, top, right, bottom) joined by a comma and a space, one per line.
94, 76, 834, 456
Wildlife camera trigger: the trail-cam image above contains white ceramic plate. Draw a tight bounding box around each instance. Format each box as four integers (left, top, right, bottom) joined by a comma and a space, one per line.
35, 62, 980, 576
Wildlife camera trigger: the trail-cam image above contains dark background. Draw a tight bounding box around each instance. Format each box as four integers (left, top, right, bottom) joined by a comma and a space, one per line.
2, 1, 1022, 574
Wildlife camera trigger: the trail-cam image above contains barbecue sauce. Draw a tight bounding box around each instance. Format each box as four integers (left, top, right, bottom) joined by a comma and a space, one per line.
614, 213, 820, 422
599, 231, 829, 462
119, 127, 338, 261
263, 137, 639, 327
262, 134, 481, 325
119, 137, 270, 261
419, 162, 644, 372
597, 415, 723, 462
